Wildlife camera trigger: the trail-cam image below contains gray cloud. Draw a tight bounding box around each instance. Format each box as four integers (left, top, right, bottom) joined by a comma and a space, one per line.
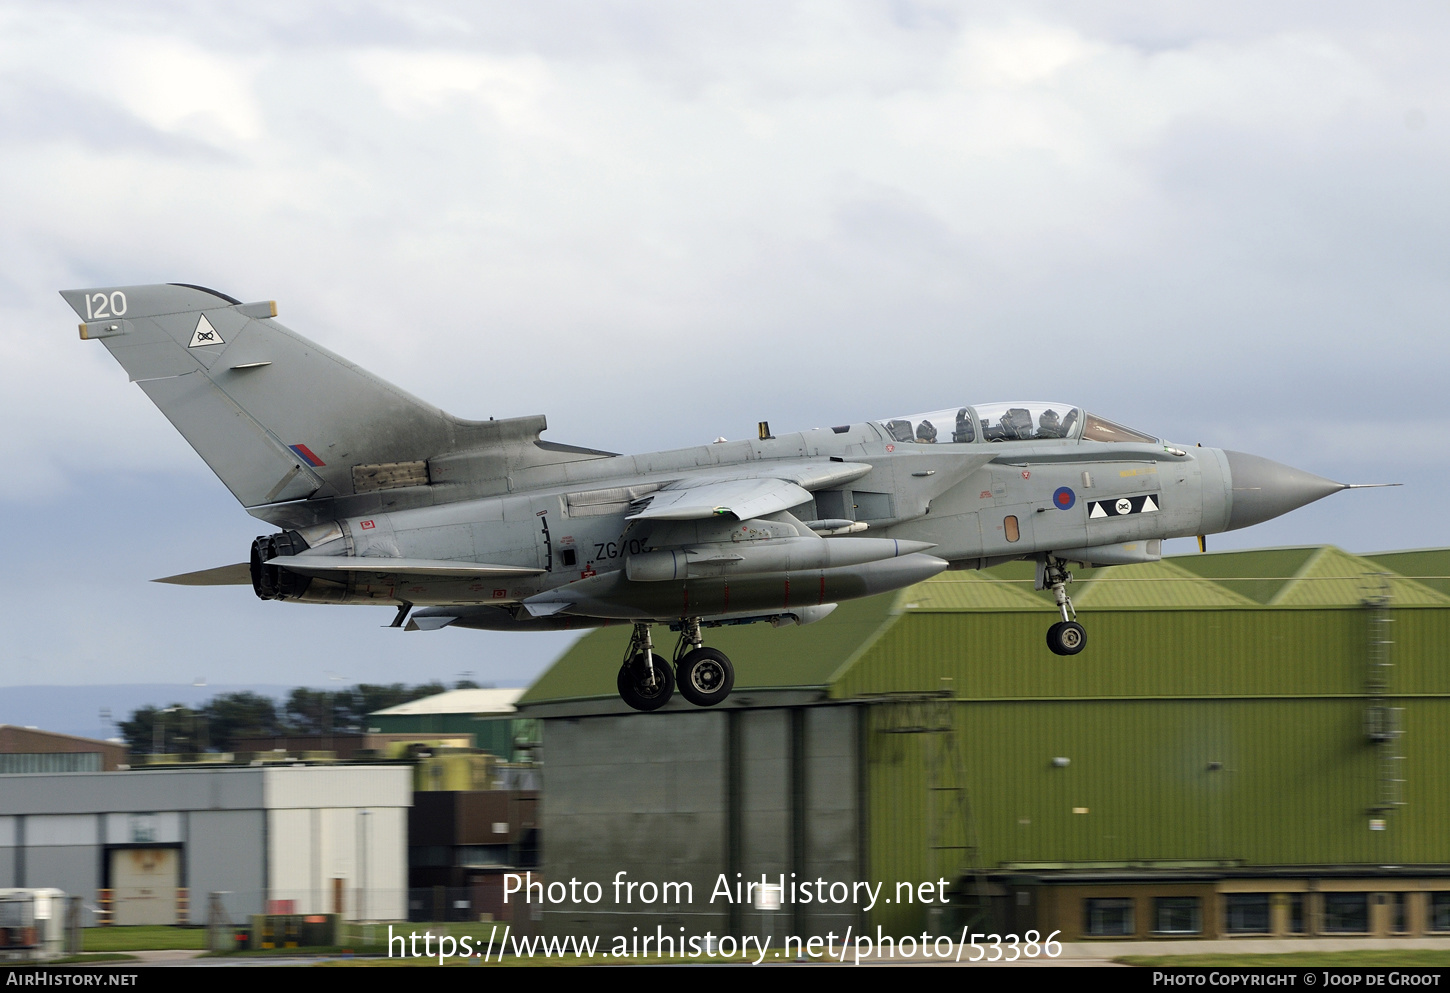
0, 2, 1443, 687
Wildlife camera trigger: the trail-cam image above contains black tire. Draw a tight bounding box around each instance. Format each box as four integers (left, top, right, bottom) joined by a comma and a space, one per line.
1046, 620, 1086, 656
617, 652, 674, 711
676, 648, 735, 707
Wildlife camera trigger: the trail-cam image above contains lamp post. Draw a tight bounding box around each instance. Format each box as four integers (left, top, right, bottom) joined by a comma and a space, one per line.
325, 671, 349, 751
152, 706, 181, 756
357, 810, 370, 922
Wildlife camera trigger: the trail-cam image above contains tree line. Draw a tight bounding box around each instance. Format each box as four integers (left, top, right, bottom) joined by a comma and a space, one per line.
116, 680, 479, 755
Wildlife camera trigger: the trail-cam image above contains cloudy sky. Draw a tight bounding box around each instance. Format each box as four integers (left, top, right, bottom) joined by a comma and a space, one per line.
1, 2, 1445, 698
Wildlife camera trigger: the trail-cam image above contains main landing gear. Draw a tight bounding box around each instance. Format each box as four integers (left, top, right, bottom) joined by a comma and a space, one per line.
617, 623, 673, 712
617, 618, 736, 712
673, 616, 735, 707
1039, 555, 1087, 656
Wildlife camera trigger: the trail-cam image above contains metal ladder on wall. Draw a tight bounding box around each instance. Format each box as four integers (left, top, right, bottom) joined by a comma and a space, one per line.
1362, 576, 1405, 816
873, 687, 991, 930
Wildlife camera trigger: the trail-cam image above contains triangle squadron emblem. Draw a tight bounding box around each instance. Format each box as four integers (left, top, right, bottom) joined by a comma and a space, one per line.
188, 315, 225, 348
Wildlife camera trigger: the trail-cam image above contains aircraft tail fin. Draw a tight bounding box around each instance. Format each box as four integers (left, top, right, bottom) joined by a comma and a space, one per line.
64, 283, 542, 517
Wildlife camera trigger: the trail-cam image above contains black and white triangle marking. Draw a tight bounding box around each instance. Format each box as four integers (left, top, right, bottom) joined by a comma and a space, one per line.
188, 314, 225, 348
1088, 494, 1160, 519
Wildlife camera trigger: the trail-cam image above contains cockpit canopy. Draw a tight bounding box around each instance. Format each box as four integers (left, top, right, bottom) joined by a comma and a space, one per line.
877, 403, 1159, 446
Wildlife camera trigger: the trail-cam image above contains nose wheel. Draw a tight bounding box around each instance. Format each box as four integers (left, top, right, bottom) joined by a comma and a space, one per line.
1039, 555, 1086, 656
1046, 620, 1086, 655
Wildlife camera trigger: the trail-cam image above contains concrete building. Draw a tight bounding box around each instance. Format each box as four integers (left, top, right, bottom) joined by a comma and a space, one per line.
0, 727, 127, 773
409, 790, 540, 921
0, 766, 409, 925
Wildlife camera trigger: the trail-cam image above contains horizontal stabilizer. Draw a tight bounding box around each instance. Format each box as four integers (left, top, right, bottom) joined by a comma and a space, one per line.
154, 563, 251, 586
268, 555, 544, 578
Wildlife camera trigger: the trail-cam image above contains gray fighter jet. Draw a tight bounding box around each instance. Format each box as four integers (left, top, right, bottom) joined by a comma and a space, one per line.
65, 283, 1370, 711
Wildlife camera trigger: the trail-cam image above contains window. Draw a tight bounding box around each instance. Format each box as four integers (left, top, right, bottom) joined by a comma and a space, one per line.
1322, 893, 1369, 933
877, 403, 1082, 445
1080, 412, 1158, 445
1155, 897, 1202, 935
1084, 898, 1135, 936
1224, 894, 1271, 934
1429, 893, 1450, 932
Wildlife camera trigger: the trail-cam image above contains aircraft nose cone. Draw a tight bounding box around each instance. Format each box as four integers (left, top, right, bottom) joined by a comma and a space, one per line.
1223, 450, 1346, 531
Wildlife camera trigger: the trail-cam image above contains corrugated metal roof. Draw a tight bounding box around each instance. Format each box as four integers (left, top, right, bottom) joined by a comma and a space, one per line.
369, 688, 523, 717
1270, 546, 1450, 607
1073, 559, 1258, 609
1363, 548, 1450, 599
1171, 546, 1320, 603
926, 546, 1450, 612
898, 559, 1262, 611
898, 570, 1045, 611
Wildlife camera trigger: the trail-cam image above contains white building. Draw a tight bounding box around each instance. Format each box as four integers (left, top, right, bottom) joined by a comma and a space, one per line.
0, 766, 409, 925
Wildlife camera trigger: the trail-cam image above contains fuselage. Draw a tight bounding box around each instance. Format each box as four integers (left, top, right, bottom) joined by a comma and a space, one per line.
265, 401, 1329, 626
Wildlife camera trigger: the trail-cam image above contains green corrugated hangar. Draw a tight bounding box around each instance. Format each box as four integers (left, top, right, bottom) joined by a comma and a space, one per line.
519, 545, 1450, 942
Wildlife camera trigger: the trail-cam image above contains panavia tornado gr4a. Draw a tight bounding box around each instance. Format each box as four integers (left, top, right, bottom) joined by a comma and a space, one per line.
66, 283, 1376, 712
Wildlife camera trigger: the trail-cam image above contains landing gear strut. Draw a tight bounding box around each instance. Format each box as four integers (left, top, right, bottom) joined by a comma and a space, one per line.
1039, 555, 1086, 656
673, 617, 735, 708
614, 619, 738, 711
617, 622, 674, 712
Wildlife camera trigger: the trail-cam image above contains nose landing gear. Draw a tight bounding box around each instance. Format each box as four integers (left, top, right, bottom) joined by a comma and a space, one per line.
1039, 555, 1087, 656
